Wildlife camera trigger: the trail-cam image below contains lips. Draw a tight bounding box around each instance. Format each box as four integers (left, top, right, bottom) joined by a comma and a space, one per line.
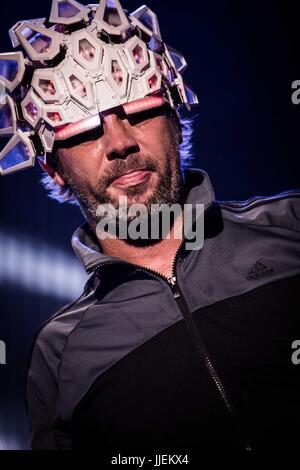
110, 169, 152, 188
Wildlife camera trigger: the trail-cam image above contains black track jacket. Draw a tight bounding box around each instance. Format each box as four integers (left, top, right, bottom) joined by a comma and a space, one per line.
26, 169, 300, 451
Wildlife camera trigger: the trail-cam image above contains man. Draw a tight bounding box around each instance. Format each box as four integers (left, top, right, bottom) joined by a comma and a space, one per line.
0, 0, 299, 452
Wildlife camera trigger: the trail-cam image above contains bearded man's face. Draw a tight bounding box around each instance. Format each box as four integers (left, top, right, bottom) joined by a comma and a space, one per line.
51, 105, 184, 229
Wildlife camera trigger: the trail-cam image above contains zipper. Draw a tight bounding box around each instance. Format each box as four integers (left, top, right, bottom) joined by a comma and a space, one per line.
167, 274, 252, 452
87, 240, 252, 451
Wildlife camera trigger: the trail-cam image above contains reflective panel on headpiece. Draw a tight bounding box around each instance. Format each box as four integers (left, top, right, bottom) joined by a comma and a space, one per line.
93, 0, 131, 36
0, 130, 35, 175
58, 1, 81, 18
166, 46, 187, 74
49, 0, 89, 25
0, 95, 17, 136
15, 23, 61, 61
0, 60, 18, 83
184, 83, 199, 106
130, 5, 161, 39
0, 52, 25, 92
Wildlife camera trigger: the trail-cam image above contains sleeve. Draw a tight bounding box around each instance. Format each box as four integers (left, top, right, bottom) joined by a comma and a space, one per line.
26, 330, 72, 450
26, 371, 59, 450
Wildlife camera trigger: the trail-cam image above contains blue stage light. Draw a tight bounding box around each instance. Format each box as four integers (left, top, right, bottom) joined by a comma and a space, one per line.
0, 229, 88, 300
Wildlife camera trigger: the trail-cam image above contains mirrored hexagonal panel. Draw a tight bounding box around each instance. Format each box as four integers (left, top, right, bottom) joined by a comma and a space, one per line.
25, 101, 38, 122
0, 60, 18, 83
148, 74, 158, 90
0, 140, 30, 171
0, 103, 13, 131
184, 83, 199, 105
111, 60, 124, 86
21, 28, 52, 54
58, 0, 81, 18
138, 10, 154, 32
47, 111, 63, 124
167, 47, 187, 73
103, 0, 122, 27
155, 56, 167, 76
69, 75, 87, 98
132, 44, 145, 65
38, 79, 56, 96
79, 39, 96, 62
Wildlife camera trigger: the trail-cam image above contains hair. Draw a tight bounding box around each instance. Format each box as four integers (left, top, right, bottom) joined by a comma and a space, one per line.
40, 111, 196, 206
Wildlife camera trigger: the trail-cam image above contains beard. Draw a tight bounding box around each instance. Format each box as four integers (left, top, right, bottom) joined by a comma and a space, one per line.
59, 144, 185, 244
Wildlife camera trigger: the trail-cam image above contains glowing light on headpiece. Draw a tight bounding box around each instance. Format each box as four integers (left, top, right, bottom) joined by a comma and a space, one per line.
123, 95, 166, 114
55, 114, 101, 141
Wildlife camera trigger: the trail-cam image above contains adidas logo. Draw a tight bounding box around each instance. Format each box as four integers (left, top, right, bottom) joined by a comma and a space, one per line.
247, 261, 274, 281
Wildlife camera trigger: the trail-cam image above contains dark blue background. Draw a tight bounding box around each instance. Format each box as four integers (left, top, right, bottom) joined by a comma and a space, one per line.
0, 0, 299, 449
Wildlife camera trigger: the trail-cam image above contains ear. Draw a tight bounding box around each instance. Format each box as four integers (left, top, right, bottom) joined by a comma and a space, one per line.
38, 159, 66, 187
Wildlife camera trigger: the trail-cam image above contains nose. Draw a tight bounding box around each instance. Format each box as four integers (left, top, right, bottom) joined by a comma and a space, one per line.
102, 113, 140, 161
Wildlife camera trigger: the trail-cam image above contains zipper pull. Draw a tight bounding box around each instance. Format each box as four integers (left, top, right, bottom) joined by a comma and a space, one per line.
168, 276, 177, 287
168, 276, 181, 300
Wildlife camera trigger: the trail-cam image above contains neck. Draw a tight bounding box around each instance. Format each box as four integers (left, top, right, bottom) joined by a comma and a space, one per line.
95, 212, 184, 280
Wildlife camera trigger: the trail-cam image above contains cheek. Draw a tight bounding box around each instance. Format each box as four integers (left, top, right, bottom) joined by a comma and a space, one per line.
60, 142, 105, 181
138, 119, 177, 155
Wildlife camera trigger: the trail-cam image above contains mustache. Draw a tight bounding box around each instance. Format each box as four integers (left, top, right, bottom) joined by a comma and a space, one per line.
103, 155, 158, 187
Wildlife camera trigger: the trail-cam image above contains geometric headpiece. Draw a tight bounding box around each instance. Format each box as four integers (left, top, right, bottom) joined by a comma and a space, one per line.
0, 0, 198, 175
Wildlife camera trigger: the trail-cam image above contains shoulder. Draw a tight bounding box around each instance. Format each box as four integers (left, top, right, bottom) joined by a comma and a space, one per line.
216, 190, 300, 233
27, 274, 97, 387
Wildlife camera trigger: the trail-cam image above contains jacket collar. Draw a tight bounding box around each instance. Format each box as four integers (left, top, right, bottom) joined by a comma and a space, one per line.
71, 168, 216, 273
